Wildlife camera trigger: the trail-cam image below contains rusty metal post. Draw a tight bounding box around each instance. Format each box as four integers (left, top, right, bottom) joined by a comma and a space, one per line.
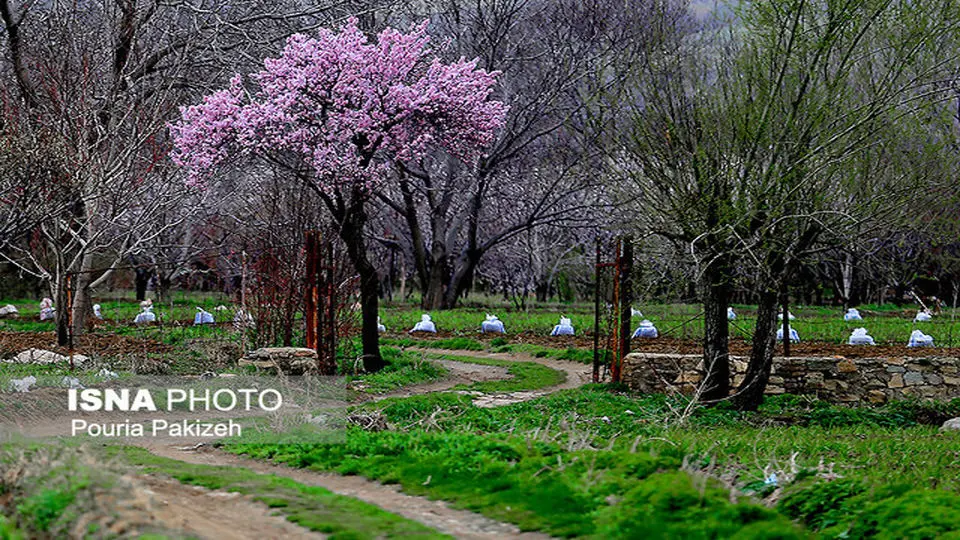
305, 231, 321, 354
66, 272, 75, 370
611, 239, 622, 382
592, 238, 602, 383
618, 236, 633, 382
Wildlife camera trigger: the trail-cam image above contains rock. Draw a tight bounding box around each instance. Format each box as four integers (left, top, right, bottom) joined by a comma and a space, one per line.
942, 418, 960, 431
238, 347, 317, 374
0, 304, 18, 318
888, 373, 904, 388
837, 359, 857, 373
903, 372, 925, 386
7, 348, 89, 366
866, 390, 887, 404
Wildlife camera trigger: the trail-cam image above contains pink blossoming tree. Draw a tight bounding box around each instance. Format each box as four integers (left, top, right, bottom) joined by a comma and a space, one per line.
171, 20, 506, 371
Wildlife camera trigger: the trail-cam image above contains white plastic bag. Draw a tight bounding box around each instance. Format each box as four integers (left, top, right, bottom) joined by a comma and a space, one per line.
194, 307, 214, 325
481, 314, 505, 334
39, 297, 55, 321
410, 314, 437, 333
134, 306, 156, 324
377, 317, 386, 333
776, 326, 800, 343
551, 316, 575, 336
915, 310, 932, 322
9, 375, 36, 393
727, 307, 736, 320
632, 319, 658, 338
908, 329, 934, 348
778, 311, 796, 321
847, 327, 875, 346
844, 308, 862, 321
93, 304, 103, 320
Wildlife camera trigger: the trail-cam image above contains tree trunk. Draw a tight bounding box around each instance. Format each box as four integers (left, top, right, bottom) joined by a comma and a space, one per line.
701, 259, 731, 402
340, 193, 384, 372
134, 267, 150, 301
55, 271, 69, 347
732, 289, 779, 411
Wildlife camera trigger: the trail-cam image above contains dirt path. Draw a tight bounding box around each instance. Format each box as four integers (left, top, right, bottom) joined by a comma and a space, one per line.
143, 441, 549, 540
132, 350, 589, 539
410, 348, 593, 407
129, 474, 323, 539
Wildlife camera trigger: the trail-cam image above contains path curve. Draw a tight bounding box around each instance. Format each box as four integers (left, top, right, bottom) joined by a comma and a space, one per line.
134, 349, 591, 539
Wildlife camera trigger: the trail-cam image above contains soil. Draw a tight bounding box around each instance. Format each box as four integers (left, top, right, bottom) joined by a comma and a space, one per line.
0, 331, 172, 357
114, 474, 323, 539
394, 331, 960, 359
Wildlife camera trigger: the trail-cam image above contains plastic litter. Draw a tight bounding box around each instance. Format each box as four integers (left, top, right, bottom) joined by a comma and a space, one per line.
844, 308, 862, 321
377, 317, 386, 333
550, 316, 575, 336
776, 326, 800, 343
194, 307, 214, 325
61, 376, 83, 389
632, 319, 659, 338
10, 376, 36, 393
915, 310, 932, 322
727, 307, 736, 320
134, 299, 156, 324
410, 314, 437, 333
908, 329, 934, 348
777, 311, 796, 321
848, 327, 875, 345
631, 308, 643, 318
764, 473, 779, 487
481, 314, 505, 334
39, 298, 55, 321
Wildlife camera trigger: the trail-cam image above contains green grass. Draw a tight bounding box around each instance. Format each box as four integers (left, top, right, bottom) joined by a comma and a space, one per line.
344, 347, 448, 393
114, 446, 448, 539
225, 387, 960, 538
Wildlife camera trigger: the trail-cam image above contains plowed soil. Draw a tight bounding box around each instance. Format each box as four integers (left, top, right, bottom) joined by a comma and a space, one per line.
0, 331, 172, 357
397, 331, 960, 358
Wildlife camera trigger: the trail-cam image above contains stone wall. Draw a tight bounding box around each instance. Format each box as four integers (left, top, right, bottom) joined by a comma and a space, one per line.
622, 352, 960, 403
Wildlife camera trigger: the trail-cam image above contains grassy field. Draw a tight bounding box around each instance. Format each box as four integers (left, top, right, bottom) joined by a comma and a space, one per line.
227, 386, 960, 538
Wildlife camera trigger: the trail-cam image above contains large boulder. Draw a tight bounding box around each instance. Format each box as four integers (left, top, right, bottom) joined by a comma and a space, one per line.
238, 347, 317, 375
0, 304, 18, 319
942, 418, 960, 431
7, 348, 89, 366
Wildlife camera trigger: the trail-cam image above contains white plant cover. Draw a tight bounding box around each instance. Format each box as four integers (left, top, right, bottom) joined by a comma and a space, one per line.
551, 316, 575, 336
908, 329, 934, 348
481, 314, 505, 334
377, 317, 386, 333
411, 314, 437, 333
848, 327, 875, 345
39, 298, 55, 321
194, 307, 215, 325
727, 307, 736, 320
632, 319, 659, 339
844, 308, 862, 321
776, 326, 800, 343
134, 306, 156, 324
10, 376, 36, 393
915, 310, 932, 322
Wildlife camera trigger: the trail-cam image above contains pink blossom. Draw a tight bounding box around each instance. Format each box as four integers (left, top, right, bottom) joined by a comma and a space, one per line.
171, 20, 507, 191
